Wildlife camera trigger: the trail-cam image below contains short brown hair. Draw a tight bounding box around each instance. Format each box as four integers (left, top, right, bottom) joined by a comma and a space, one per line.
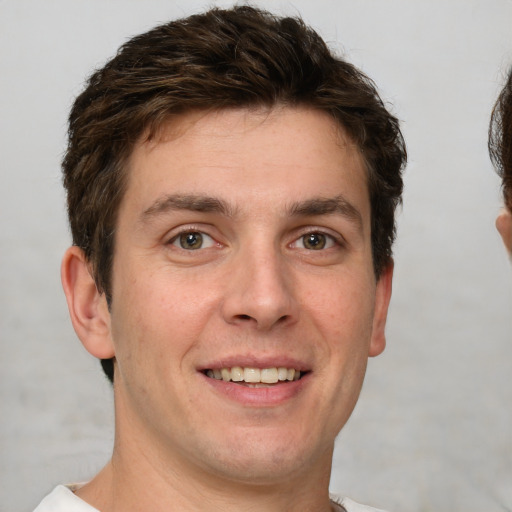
489, 68, 512, 211
63, 6, 406, 382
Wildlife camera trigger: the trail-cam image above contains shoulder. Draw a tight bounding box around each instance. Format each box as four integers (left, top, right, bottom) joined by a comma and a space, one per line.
33, 485, 99, 512
333, 495, 390, 512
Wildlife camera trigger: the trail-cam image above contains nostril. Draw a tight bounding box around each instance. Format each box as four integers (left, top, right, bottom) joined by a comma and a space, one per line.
233, 313, 290, 326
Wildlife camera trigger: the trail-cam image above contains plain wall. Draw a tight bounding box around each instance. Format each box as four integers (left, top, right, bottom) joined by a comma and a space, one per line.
1, 1, 511, 511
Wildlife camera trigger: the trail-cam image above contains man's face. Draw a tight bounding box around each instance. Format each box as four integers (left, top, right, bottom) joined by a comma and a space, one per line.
105, 107, 392, 484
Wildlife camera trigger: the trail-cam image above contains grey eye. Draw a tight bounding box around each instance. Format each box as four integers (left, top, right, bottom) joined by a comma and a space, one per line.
172, 231, 215, 250
302, 233, 327, 250
291, 231, 337, 251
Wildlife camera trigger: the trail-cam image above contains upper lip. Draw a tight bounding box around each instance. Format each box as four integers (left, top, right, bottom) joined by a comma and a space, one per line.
197, 355, 311, 372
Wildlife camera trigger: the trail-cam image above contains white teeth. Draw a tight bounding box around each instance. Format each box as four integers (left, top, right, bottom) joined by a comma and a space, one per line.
231, 366, 243, 382
261, 368, 278, 383
244, 367, 260, 383
277, 367, 288, 381
205, 366, 302, 383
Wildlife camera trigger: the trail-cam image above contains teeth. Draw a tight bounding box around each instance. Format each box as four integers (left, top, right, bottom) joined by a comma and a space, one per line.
277, 367, 288, 381
261, 368, 278, 384
231, 366, 243, 382
244, 367, 260, 383
205, 366, 302, 383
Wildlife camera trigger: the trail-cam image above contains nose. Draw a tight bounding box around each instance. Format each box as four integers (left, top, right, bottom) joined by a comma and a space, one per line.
220, 246, 298, 331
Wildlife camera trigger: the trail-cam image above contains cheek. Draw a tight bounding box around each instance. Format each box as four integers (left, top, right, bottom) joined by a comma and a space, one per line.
110, 268, 220, 366
304, 273, 376, 339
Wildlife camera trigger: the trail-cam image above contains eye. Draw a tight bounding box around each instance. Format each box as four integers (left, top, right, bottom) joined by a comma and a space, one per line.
170, 231, 215, 250
294, 232, 337, 250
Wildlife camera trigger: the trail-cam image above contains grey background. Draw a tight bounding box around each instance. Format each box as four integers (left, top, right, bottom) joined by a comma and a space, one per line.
1, 1, 512, 511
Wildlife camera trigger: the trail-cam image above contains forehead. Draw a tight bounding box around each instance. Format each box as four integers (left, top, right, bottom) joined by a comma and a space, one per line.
122, 107, 369, 221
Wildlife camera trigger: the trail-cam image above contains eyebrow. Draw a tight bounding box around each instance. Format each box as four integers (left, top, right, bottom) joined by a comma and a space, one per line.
140, 193, 362, 229
288, 196, 363, 229
141, 194, 235, 222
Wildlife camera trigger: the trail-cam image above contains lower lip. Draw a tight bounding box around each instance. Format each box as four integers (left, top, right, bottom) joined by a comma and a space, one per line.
200, 373, 309, 406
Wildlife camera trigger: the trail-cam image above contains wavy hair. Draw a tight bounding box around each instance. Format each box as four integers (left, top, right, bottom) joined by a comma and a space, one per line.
489, 68, 512, 210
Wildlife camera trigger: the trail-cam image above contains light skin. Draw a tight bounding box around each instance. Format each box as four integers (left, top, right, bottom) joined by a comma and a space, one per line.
62, 106, 393, 512
496, 208, 512, 254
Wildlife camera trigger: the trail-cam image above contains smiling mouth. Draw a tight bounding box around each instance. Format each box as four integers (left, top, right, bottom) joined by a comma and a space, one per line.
204, 367, 304, 386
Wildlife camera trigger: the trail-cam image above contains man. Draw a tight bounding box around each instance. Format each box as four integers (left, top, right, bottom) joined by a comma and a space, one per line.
34, 6, 406, 512
490, 68, 512, 254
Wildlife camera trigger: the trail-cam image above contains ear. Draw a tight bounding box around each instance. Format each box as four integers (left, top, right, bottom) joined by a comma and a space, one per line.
368, 260, 394, 357
61, 246, 115, 359
496, 209, 512, 255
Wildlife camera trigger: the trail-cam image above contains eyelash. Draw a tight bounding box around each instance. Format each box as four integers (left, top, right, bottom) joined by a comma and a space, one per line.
290, 230, 343, 251
166, 227, 343, 252
167, 228, 218, 251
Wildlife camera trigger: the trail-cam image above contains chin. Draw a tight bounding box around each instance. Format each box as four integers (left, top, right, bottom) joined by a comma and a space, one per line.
209, 454, 311, 486
196, 427, 332, 485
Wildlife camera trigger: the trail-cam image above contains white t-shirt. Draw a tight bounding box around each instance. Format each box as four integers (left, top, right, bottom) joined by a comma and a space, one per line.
33, 486, 97, 512
33, 485, 388, 512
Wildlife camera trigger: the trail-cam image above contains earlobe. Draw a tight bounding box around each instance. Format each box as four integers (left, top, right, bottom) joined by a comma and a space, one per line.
61, 246, 115, 359
368, 260, 394, 357
496, 209, 512, 255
